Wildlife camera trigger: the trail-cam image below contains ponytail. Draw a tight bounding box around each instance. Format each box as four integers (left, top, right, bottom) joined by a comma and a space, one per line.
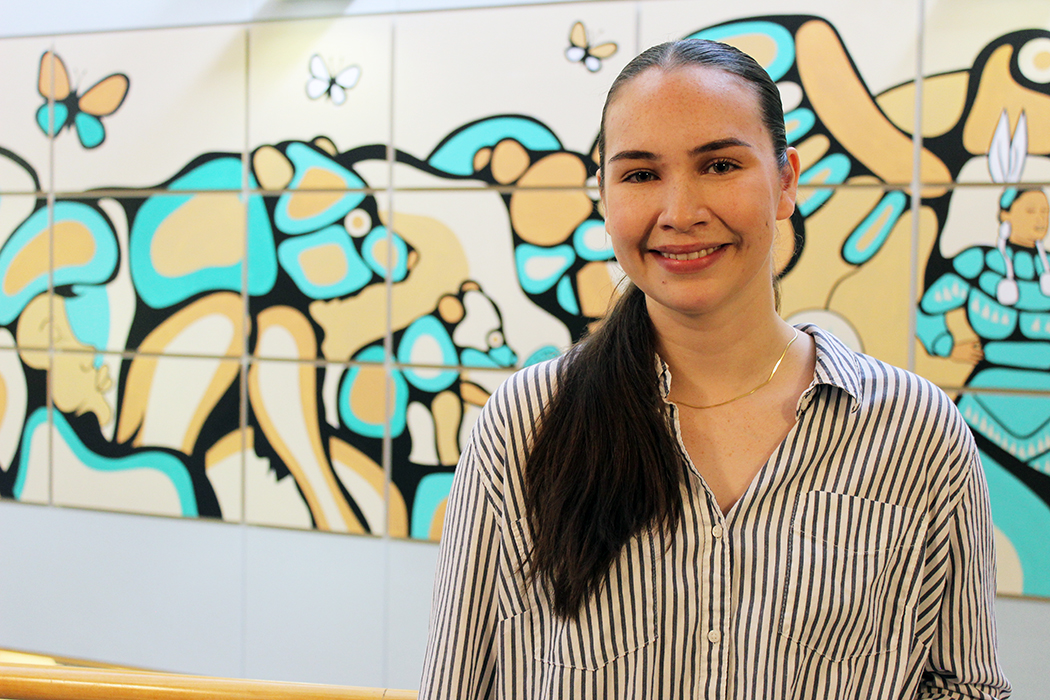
524, 284, 683, 619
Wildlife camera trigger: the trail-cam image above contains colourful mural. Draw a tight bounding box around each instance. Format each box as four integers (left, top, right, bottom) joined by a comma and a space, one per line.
0, 6, 1048, 598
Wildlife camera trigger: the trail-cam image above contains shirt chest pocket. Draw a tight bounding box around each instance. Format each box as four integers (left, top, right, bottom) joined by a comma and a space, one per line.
778, 491, 925, 662
536, 532, 660, 672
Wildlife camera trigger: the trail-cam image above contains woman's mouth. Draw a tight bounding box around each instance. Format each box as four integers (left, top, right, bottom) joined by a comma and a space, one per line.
658, 245, 724, 261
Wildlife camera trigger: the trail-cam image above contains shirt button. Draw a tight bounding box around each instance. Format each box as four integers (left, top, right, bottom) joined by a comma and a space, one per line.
707, 630, 721, 644
711, 525, 724, 538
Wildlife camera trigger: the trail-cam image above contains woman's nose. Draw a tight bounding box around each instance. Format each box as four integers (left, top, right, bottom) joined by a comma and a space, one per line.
657, 179, 709, 233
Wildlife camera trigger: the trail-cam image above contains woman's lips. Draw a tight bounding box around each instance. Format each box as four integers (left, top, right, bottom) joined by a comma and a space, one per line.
657, 244, 724, 261
650, 244, 727, 272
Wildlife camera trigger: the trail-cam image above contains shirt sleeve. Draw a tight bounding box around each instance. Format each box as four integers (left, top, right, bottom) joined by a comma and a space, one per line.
418, 412, 504, 700
918, 451, 1011, 699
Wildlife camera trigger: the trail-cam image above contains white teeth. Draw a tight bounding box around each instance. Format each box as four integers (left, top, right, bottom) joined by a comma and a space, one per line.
661, 246, 719, 261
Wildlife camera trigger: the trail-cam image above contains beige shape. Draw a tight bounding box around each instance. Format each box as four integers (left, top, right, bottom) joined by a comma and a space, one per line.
438, 295, 464, 324
118, 292, 243, 447
17, 295, 112, 426
795, 19, 949, 193
490, 139, 530, 185
963, 44, 1050, 156
310, 210, 467, 363
994, 526, 1024, 595
5, 222, 95, 297
877, 72, 969, 138
459, 381, 489, 408
253, 145, 294, 191
511, 153, 592, 246
718, 32, 778, 73
795, 134, 830, 174
432, 390, 462, 467
825, 209, 919, 369
576, 261, 617, 318
151, 194, 244, 277
250, 306, 363, 533
428, 498, 448, 541
313, 137, 338, 156
284, 166, 349, 224
779, 180, 885, 316
473, 147, 492, 173
298, 243, 348, 287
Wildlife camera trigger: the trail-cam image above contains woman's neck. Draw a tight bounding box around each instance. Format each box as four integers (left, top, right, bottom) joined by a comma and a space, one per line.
650, 298, 797, 408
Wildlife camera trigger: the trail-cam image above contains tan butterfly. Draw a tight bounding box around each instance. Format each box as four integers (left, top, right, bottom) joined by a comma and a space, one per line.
36, 51, 129, 148
565, 21, 617, 73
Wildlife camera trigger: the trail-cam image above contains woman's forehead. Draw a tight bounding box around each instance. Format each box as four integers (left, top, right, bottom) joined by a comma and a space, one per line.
603, 66, 766, 143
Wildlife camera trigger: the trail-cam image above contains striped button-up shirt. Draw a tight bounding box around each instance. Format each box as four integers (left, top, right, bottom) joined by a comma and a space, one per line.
420, 325, 1010, 699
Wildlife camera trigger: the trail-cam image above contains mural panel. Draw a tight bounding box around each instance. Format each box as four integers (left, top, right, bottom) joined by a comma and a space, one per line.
0, 2, 1047, 597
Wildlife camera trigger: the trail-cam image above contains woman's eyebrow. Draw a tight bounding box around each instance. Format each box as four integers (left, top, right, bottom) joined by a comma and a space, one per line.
608, 149, 657, 163
691, 138, 753, 155
608, 138, 754, 164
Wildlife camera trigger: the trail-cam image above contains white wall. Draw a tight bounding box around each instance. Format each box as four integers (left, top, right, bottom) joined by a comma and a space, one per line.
0, 499, 439, 689
1, 2, 1048, 698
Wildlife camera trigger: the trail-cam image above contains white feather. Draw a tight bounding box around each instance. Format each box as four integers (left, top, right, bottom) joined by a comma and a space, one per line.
1007, 111, 1028, 183
989, 110, 1011, 184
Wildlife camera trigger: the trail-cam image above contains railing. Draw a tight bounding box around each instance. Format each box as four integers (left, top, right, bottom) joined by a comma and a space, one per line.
0, 663, 418, 700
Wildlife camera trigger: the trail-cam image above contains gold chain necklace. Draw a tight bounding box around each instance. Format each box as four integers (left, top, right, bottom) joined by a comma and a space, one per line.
672, 328, 799, 410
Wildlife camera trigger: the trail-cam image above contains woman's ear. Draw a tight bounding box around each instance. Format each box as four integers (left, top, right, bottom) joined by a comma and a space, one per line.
777, 147, 801, 221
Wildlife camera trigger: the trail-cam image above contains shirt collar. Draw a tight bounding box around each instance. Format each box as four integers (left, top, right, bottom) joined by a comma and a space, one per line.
655, 323, 863, 412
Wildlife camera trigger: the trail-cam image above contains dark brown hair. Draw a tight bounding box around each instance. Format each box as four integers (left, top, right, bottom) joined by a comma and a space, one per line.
524, 39, 790, 619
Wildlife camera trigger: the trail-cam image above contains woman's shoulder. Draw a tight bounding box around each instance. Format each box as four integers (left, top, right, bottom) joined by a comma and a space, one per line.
467, 354, 567, 450
802, 325, 965, 430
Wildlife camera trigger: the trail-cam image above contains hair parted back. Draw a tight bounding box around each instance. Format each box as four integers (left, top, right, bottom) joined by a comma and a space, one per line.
598, 39, 789, 173
525, 38, 789, 619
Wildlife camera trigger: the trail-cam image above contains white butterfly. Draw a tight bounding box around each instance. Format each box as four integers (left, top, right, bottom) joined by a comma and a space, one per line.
306, 54, 361, 106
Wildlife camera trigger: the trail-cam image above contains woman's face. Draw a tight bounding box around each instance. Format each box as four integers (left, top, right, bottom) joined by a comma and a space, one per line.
1004, 190, 1050, 248
599, 66, 799, 324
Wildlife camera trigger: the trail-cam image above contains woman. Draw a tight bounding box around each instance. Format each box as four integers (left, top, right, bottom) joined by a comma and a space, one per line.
420, 40, 1009, 699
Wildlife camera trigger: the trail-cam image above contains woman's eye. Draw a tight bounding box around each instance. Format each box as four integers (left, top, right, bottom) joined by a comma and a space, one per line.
707, 160, 738, 174
624, 171, 656, 183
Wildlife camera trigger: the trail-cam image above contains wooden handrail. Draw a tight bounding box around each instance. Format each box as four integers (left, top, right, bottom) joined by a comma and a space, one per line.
0, 663, 417, 700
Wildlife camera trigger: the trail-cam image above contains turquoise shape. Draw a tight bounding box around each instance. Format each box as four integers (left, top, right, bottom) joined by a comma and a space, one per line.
428, 116, 562, 176
36, 102, 69, 136
0, 201, 118, 324
842, 191, 906, 265
573, 219, 613, 262
362, 226, 410, 281
246, 195, 278, 297
66, 285, 110, 354
274, 143, 366, 234
798, 153, 851, 216
488, 345, 517, 367
983, 342, 1050, 371
515, 244, 575, 294
1013, 249, 1036, 278
953, 247, 985, 279
979, 446, 1050, 597
460, 345, 516, 368
131, 158, 276, 308
687, 21, 795, 81
556, 274, 580, 314
340, 347, 408, 438
524, 345, 561, 366
398, 316, 458, 392
74, 112, 105, 148
17, 409, 198, 516
277, 225, 372, 299
966, 290, 1015, 340
784, 108, 815, 144
411, 473, 455, 540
